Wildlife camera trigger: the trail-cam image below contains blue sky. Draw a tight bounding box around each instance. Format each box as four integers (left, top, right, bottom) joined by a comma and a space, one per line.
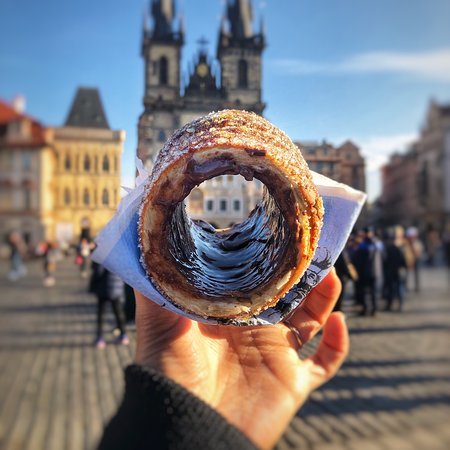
1, 0, 449, 200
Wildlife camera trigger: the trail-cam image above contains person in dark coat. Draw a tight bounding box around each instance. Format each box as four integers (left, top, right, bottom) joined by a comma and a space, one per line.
383, 236, 407, 311
334, 249, 357, 311
90, 262, 128, 348
351, 230, 378, 316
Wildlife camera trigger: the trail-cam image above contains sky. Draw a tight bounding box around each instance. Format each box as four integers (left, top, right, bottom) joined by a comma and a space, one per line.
1, 0, 450, 201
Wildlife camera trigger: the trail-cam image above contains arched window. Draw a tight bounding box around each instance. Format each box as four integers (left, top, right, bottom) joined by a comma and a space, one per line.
102, 188, 109, 206
84, 155, 91, 172
64, 188, 71, 205
64, 155, 71, 171
102, 155, 110, 172
159, 56, 168, 85
238, 60, 248, 88
83, 188, 90, 206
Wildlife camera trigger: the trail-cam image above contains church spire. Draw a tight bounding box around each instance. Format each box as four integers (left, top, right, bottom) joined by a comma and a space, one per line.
227, 0, 253, 39
151, 0, 176, 40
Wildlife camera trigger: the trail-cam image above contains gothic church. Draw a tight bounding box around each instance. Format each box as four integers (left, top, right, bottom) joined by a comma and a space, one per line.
137, 0, 266, 227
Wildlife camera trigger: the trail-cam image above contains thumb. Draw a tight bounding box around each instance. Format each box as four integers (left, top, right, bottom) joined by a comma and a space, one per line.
305, 312, 349, 391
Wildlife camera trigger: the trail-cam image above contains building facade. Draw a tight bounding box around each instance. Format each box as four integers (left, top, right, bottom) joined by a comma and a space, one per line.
0, 88, 124, 248
138, 0, 265, 228
296, 139, 366, 192
51, 88, 125, 242
379, 100, 450, 231
380, 146, 419, 228
0, 99, 54, 245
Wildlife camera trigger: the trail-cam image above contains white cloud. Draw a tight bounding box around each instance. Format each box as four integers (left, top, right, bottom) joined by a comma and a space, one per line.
273, 48, 450, 83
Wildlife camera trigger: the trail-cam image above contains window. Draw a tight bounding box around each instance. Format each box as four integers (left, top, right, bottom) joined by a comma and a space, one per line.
64, 188, 71, 205
233, 199, 241, 212
206, 199, 214, 211
159, 57, 168, 85
102, 188, 109, 206
216, 176, 223, 185
227, 175, 234, 183
238, 60, 248, 88
316, 161, 323, 172
65, 155, 71, 171
84, 155, 91, 172
22, 152, 32, 171
83, 188, 90, 206
102, 155, 110, 172
24, 188, 32, 210
114, 156, 118, 173
220, 199, 227, 212
158, 130, 166, 142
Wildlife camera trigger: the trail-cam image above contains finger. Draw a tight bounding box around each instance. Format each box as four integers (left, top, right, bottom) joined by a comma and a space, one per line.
287, 269, 342, 344
305, 312, 349, 391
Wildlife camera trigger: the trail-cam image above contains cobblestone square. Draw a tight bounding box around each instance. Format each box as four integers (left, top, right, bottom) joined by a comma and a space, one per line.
0, 260, 449, 450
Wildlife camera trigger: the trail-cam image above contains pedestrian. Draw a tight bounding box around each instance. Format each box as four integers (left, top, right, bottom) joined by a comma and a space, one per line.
43, 241, 58, 287
351, 229, 379, 316
405, 226, 424, 292
383, 234, 407, 311
442, 223, 450, 289
78, 238, 91, 278
425, 224, 440, 266
98, 271, 348, 450
7, 231, 27, 281
333, 248, 358, 311
90, 261, 129, 349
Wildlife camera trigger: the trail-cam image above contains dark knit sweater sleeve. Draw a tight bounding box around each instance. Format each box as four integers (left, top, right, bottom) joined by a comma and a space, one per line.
97, 365, 258, 450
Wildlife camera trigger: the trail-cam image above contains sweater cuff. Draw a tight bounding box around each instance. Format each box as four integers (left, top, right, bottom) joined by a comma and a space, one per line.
98, 364, 257, 450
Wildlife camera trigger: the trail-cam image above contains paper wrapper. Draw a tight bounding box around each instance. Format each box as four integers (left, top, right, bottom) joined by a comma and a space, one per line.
92, 159, 366, 326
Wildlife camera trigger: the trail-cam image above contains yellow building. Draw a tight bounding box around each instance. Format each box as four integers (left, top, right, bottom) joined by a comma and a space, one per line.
0, 89, 125, 252
51, 88, 125, 242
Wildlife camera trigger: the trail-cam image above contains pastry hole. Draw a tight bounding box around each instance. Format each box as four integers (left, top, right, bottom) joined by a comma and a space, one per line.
168, 177, 291, 299
184, 175, 263, 228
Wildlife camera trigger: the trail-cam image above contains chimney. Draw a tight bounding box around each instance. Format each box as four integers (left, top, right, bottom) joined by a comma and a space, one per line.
12, 95, 26, 114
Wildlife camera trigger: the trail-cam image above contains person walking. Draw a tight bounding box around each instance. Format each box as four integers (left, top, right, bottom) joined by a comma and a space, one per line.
405, 227, 424, 292
7, 231, 27, 281
90, 262, 129, 349
383, 235, 407, 311
351, 229, 378, 316
78, 238, 91, 278
43, 241, 58, 287
334, 248, 358, 312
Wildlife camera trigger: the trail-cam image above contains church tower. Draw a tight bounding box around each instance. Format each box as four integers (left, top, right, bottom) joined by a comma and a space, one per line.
138, 0, 184, 169
217, 0, 265, 114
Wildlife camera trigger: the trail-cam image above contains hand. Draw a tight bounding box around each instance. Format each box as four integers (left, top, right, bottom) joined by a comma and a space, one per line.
134, 270, 349, 450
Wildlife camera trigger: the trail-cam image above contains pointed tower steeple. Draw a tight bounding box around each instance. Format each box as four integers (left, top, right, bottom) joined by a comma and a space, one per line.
227, 0, 253, 39
151, 0, 176, 40
138, 0, 184, 168
217, 0, 265, 115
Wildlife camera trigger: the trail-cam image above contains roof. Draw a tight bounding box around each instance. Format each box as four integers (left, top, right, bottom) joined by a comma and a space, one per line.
64, 88, 110, 129
0, 99, 47, 147
0, 100, 22, 124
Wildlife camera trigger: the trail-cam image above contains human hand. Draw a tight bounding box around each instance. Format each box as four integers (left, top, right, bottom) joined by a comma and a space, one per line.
134, 270, 349, 450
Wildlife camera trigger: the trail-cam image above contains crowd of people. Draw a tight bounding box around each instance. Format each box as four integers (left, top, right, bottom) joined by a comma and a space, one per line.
5, 231, 135, 349
335, 224, 450, 317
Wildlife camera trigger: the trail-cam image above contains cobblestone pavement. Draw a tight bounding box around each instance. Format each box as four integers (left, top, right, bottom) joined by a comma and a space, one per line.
0, 260, 449, 450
